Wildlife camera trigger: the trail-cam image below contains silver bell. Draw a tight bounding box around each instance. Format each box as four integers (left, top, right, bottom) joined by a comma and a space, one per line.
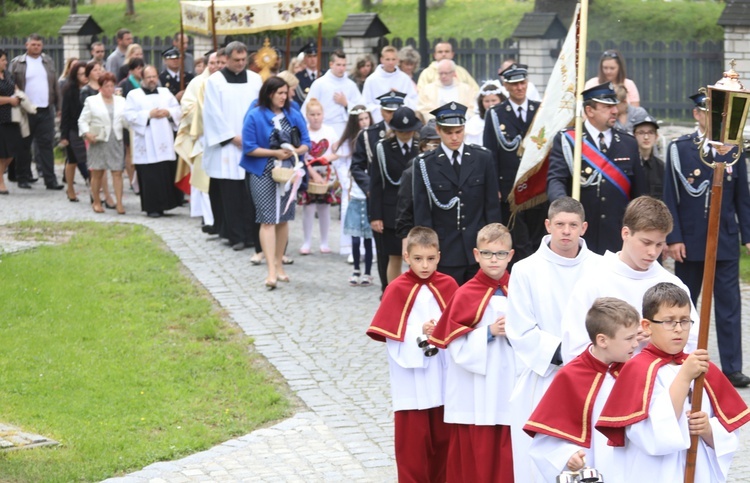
416, 335, 438, 357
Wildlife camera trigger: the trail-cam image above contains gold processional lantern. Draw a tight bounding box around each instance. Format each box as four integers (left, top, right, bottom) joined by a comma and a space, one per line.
255, 37, 279, 82
701, 60, 750, 166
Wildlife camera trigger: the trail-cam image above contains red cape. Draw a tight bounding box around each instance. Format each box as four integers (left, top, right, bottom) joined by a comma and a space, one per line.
366, 270, 458, 342
596, 344, 750, 447
524, 346, 623, 448
428, 269, 510, 349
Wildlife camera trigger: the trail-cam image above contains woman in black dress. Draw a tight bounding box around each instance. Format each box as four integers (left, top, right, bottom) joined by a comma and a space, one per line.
0, 49, 21, 195
59, 61, 89, 201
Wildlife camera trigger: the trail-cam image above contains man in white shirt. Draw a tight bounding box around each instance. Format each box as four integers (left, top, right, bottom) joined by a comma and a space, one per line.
9, 33, 62, 189
417, 41, 479, 93
362, 46, 418, 123
417, 59, 476, 122
301, 49, 363, 138
105, 28, 133, 75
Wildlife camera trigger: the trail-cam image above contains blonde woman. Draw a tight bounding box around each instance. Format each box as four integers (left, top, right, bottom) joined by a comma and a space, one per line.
117, 43, 144, 83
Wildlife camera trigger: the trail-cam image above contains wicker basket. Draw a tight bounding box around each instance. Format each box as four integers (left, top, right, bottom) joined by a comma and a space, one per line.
271, 167, 295, 184
307, 181, 331, 195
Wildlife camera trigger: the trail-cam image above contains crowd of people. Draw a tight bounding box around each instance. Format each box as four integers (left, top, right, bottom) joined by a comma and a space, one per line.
2, 29, 750, 481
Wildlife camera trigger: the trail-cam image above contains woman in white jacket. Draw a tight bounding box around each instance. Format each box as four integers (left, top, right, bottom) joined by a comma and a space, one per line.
78, 72, 127, 214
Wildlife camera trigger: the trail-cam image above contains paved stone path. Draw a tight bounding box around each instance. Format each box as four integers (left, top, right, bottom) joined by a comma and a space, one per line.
2, 134, 750, 481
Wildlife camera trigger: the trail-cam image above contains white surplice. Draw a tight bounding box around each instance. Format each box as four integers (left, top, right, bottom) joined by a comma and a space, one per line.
528, 370, 625, 483
444, 293, 515, 425
622, 364, 738, 482
385, 286, 446, 411
506, 236, 601, 481
124, 87, 182, 164
301, 71, 363, 138
561, 251, 699, 364
361, 65, 418, 124
202, 69, 261, 180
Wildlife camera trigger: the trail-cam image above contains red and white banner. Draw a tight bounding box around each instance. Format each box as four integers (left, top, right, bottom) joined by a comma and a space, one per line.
508, 5, 580, 213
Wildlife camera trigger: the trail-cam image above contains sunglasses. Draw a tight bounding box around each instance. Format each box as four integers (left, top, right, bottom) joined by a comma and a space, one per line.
602, 50, 619, 59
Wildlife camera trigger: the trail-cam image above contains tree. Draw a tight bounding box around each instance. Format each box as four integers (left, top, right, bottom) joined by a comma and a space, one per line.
70, 0, 76, 14
535, 0, 577, 27
126, 0, 135, 16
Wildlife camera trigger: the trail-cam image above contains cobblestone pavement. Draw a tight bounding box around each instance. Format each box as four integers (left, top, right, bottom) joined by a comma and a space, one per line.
2, 142, 750, 481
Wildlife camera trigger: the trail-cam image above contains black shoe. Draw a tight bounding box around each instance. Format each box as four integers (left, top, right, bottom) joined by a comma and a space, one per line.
232, 242, 246, 251
17, 181, 31, 189
201, 225, 218, 235
46, 183, 64, 190
147, 212, 162, 218
726, 371, 750, 388
30, 177, 39, 183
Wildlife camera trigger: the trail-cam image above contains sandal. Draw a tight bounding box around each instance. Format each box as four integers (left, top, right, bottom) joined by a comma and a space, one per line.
250, 253, 265, 265
349, 272, 361, 286
265, 279, 277, 291
359, 275, 373, 287
277, 274, 290, 283
282, 255, 294, 265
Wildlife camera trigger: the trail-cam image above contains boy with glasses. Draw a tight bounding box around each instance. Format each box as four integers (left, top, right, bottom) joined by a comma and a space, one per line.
429, 223, 515, 483
596, 282, 749, 482
560, 196, 699, 363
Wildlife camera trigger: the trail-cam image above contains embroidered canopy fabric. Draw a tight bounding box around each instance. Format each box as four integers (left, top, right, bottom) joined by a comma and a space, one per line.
181, 0, 322, 35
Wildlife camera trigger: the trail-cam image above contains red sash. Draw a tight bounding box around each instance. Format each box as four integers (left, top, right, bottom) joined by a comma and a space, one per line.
595, 344, 750, 447
429, 270, 510, 349
524, 346, 623, 448
564, 129, 631, 200
366, 270, 458, 343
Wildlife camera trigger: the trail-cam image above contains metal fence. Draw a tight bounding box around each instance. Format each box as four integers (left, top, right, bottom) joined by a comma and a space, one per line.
586, 40, 724, 121
0, 35, 724, 121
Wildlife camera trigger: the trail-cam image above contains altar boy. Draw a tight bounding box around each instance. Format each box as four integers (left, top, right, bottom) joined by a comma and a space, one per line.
596, 283, 750, 482
366, 226, 458, 482
429, 223, 516, 483
524, 297, 640, 483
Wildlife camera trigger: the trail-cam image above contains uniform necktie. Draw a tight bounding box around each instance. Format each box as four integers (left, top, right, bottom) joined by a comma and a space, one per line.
402, 143, 409, 156
310, 72, 315, 81
517, 106, 524, 122
452, 150, 461, 178
598, 132, 608, 154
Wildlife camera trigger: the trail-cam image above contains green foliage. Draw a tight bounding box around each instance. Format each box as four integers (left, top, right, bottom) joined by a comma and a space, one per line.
0, 222, 292, 483
588, 0, 724, 43
0, 0, 727, 43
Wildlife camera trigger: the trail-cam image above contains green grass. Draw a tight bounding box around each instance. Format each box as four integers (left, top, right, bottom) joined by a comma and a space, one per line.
0, 0, 726, 43
741, 245, 750, 285
0, 222, 294, 483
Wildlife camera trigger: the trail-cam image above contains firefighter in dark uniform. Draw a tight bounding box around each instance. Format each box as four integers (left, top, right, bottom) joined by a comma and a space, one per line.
664, 91, 750, 387
293, 42, 322, 105
547, 82, 646, 255
483, 63, 541, 263
413, 102, 502, 285
350, 91, 405, 291
159, 47, 193, 102
369, 106, 422, 287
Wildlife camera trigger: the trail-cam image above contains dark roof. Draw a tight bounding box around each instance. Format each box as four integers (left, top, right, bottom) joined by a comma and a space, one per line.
58, 14, 103, 36
336, 13, 390, 38
512, 12, 567, 39
718, 0, 750, 27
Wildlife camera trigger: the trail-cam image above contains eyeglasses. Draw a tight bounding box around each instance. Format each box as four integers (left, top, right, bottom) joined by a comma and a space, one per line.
634, 130, 656, 137
646, 318, 694, 331
602, 50, 619, 59
478, 250, 510, 260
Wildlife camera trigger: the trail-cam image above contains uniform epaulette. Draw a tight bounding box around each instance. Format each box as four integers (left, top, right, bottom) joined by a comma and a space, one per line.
467, 143, 490, 152
673, 133, 695, 143
611, 126, 635, 138
417, 152, 429, 159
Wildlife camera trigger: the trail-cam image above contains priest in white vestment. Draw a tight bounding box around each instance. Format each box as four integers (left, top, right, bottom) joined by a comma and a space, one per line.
124, 65, 183, 217
417, 60, 477, 122
301, 50, 363, 138
174, 51, 220, 226
506, 198, 600, 481
203, 41, 262, 250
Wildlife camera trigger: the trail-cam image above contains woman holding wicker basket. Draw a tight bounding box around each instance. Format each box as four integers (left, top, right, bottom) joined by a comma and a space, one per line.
242, 76, 310, 290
